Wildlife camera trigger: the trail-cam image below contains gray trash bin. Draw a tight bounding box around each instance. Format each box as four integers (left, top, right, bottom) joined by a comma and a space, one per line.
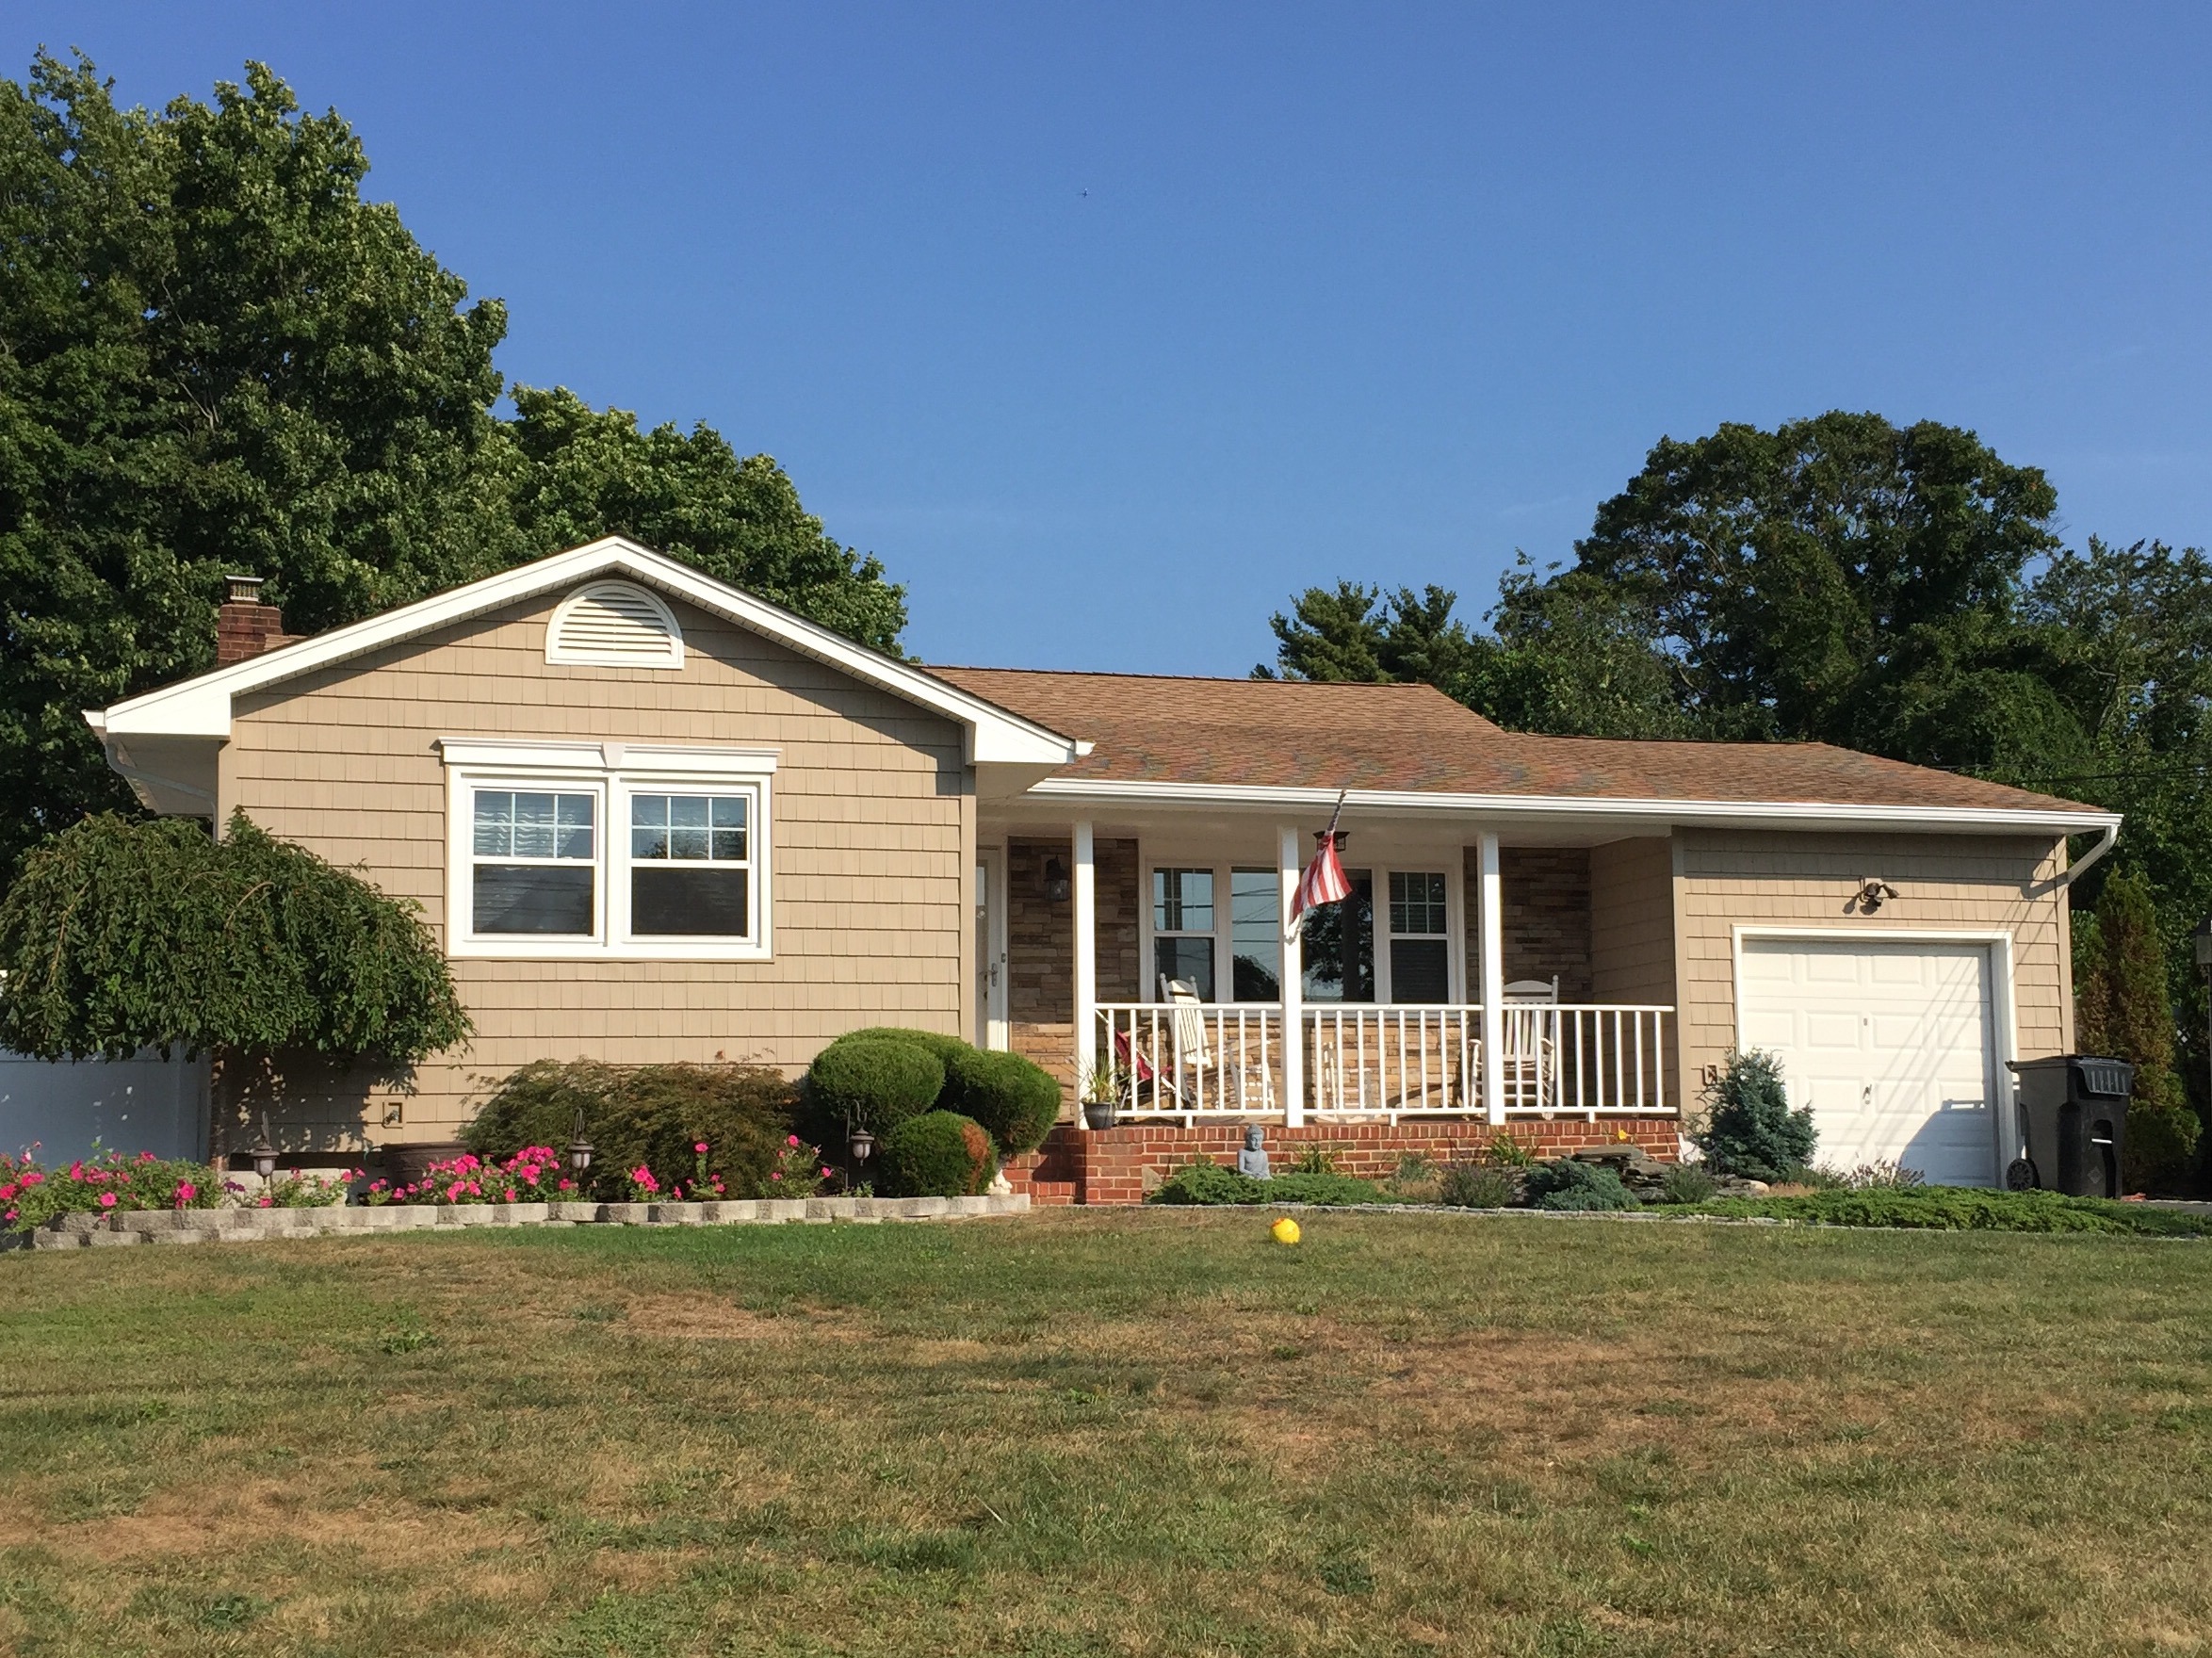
2004, 1056, 2132, 1197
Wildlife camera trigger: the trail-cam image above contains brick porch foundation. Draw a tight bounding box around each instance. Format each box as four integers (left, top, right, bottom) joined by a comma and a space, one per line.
1003, 1116, 1681, 1206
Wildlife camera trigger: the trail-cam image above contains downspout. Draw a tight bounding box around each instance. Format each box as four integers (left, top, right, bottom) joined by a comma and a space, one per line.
2046, 821, 2119, 891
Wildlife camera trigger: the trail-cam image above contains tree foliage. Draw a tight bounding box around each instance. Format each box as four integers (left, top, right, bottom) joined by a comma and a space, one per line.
1695, 1049, 1817, 1183
0, 812, 469, 1068
2075, 869, 2201, 1188
0, 52, 904, 877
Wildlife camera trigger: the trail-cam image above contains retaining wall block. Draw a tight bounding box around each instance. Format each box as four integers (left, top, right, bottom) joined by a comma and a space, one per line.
552, 1202, 605, 1224
761, 1200, 806, 1224
602, 1202, 651, 1225
86, 1229, 144, 1247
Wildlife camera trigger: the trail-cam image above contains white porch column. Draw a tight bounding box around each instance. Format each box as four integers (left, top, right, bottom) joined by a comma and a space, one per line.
1479, 831, 1505, 1125
1072, 821, 1097, 1125
1278, 824, 1305, 1127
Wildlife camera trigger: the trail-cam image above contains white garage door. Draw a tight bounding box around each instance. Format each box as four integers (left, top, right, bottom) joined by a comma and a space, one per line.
1737, 938, 2000, 1187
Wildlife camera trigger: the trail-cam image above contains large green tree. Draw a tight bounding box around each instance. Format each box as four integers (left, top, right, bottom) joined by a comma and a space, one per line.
0, 53, 904, 878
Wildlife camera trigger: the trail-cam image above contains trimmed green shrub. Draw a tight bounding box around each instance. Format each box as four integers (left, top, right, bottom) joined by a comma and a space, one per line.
944, 1047, 1061, 1154
1147, 1162, 1391, 1206
1437, 1162, 1517, 1209
807, 1038, 946, 1135
1658, 1162, 1716, 1204
1694, 1049, 1816, 1181
832, 1026, 973, 1070
880, 1111, 998, 1197
1673, 1188, 2211, 1236
463, 1059, 801, 1200
1525, 1159, 1639, 1211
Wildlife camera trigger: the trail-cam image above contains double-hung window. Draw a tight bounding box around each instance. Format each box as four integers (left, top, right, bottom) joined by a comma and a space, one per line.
443, 740, 775, 960
628, 792, 752, 937
1387, 870, 1452, 1003
1152, 868, 1215, 1000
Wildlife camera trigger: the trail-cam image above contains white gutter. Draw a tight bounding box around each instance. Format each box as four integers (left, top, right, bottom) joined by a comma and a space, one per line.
1022, 776, 2122, 838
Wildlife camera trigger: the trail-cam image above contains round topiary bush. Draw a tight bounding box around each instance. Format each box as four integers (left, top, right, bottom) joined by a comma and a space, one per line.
880, 1111, 998, 1197
945, 1046, 1061, 1154
806, 1038, 945, 1134
832, 1026, 973, 1073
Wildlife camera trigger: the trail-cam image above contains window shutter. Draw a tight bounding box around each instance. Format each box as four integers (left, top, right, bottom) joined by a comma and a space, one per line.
546, 581, 685, 668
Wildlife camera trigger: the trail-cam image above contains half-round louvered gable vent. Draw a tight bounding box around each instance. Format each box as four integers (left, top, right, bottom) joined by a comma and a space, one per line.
546, 580, 685, 668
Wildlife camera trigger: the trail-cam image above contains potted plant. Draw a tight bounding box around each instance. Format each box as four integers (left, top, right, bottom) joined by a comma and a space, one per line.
1080, 1056, 1128, 1130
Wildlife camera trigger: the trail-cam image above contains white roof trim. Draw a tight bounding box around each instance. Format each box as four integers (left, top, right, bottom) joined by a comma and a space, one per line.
1022, 776, 2120, 837
92, 538, 1082, 767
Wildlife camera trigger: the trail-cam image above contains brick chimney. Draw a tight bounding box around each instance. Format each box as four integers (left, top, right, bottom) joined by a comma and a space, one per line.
216, 576, 299, 665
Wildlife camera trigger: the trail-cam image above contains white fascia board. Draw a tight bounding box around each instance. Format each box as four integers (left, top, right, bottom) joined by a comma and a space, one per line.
90, 538, 1083, 766
1022, 777, 2122, 838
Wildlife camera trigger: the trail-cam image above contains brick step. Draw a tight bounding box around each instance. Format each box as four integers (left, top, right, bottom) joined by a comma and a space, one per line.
1024, 1181, 1080, 1206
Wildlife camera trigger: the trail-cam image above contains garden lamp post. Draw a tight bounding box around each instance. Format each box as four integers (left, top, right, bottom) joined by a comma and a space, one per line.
847, 1123, 874, 1190
566, 1107, 594, 1182
249, 1114, 279, 1185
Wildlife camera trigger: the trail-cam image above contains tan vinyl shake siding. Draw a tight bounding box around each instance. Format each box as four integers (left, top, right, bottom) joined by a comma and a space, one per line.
220, 592, 972, 1146
1671, 829, 2074, 1124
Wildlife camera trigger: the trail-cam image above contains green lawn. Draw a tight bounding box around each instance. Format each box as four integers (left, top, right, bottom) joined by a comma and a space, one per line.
3, 1211, 2210, 1657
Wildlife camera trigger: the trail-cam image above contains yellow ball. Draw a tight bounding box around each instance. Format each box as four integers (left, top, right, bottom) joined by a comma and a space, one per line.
1271, 1216, 1301, 1245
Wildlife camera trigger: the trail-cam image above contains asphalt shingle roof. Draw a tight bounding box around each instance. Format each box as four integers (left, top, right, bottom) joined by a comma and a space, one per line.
924, 667, 2103, 816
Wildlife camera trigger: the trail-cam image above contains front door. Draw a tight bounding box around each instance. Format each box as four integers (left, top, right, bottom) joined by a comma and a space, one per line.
975, 850, 1009, 1049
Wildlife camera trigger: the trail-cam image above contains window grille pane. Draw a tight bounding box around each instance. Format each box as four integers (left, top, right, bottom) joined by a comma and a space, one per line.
556, 795, 594, 859
632, 867, 749, 936
711, 797, 746, 830
511, 792, 558, 858
1154, 935, 1215, 1001
633, 793, 745, 864
473, 791, 512, 856
1152, 868, 1213, 933
1389, 870, 1447, 936
711, 828, 746, 862
474, 865, 594, 935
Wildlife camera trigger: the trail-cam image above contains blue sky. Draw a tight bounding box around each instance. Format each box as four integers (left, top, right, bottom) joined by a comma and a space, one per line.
12, 4, 2210, 674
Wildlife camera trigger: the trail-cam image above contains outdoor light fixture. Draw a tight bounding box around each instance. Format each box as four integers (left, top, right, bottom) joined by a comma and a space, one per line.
250, 1114, 279, 1182
1854, 879, 1899, 914
848, 1125, 876, 1167
566, 1106, 594, 1178
1043, 855, 1071, 903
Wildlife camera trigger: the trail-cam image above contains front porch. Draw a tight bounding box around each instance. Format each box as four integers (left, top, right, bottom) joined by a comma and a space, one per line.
981, 820, 1683, 1131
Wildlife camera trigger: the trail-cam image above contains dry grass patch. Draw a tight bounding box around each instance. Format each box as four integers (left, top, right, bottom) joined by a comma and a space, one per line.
2, 1211, 2210, 1655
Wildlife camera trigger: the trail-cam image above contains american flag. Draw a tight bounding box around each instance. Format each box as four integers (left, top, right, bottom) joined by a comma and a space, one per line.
1293, 791, 1352, 920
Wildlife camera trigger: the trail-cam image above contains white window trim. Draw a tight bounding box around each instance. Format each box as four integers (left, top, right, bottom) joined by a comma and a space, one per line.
441, 739, 778, 961
545, 580, 686, 669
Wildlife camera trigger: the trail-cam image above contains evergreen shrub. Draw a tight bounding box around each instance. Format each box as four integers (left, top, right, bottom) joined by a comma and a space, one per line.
806, 1039, 946, 1134
1694, 1049, 1816, 1180
880, 1111, 997, 1197
944, 1047, 1061, 1154
1524, 1160, 1639, 1211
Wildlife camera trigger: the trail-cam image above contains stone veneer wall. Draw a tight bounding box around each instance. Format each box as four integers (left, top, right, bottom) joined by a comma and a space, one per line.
1004, 1116, 1680, 1205
1463, 846, 1595, 1000
1006, 837, 1139, 1101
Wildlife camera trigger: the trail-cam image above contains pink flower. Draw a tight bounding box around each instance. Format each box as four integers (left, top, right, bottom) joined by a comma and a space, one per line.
256, 1195, 273, 1209
770, 1171, 783, 1182
0, 1184, 15, 1202
138, 1150, 155, 1162
98, 1192, 118, 1209
821, 1167, 834, 1179
24, 1171, 43, 1186
694, 1141, 708, 1154
175, 1182, 197, 1206
787, 1135, 801, 1147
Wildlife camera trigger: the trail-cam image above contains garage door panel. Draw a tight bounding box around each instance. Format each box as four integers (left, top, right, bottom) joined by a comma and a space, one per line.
1739, 938, 1997, 1186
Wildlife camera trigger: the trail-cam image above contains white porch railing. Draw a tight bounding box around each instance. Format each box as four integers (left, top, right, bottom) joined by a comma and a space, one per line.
1095, 1003, 1281, 1121
1094, 1001, 1674, 1121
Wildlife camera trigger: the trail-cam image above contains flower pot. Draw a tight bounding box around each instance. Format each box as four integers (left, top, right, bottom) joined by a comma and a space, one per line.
1082, 1101, 1117, 1130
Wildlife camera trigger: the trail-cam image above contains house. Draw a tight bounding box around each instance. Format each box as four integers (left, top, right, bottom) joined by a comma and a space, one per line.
82, 538, 2117, 1198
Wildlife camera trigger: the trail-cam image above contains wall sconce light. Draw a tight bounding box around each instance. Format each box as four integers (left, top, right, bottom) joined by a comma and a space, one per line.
1043, 855, 1071, 903
1854, 879, 1899, 914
